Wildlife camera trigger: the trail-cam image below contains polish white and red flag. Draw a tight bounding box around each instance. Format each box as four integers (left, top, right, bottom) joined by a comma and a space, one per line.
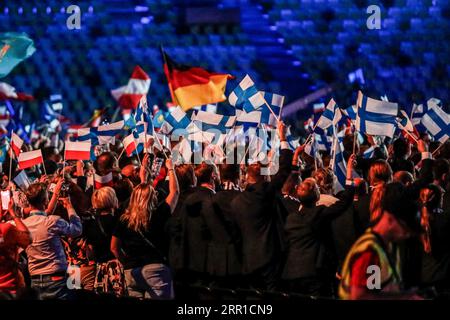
123, 133, 138, 157
11, 133, 24, 156
111, 66, 151, 110
17, 149, 43, 170
64, 141, 91, 160
94, 172, 113, 189
0, 82, 34, 101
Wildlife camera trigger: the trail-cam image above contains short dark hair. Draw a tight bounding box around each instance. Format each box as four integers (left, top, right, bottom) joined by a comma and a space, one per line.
176, 164, 195, 191
44, 160, 58, 175
218, 163, 239, 183
393, 138, 409, 158
195, 163, 214, 185
94, 152, 116, 175
26, 183, 48, 208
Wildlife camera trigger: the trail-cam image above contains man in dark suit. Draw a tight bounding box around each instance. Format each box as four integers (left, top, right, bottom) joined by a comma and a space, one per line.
210, 163, 244, 287
178, 162, 235, 287
282, 154, 356, 297
230, 122, 293, 291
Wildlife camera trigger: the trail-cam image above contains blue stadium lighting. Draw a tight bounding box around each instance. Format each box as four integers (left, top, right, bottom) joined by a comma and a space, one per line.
32, 7, 37, 14
270, 26, 277, 31
278, 38, 284, 43
135, 6, 149, 13
140, 17, 151, 24
46, 7, 51, 14
4, 7, 8, 14
302, 73, 310, 78
60, 7, 65, 14
18, 7, 23, 15
293, 61, 301, 66
89, 6, 94, 13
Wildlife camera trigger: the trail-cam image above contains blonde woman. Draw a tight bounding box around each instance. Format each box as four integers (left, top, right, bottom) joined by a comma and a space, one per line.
78, 186, 119, 292
111, 158, 179, 299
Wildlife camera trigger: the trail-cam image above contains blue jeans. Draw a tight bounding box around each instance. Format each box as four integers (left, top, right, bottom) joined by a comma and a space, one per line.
30, 275, 72, 300
124, 264, 174, 300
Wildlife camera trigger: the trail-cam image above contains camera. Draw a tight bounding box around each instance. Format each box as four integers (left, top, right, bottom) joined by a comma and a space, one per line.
60, 183, 70, 198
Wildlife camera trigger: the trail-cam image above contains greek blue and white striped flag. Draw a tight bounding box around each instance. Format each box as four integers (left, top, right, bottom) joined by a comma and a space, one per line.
160, 106, 192, 135
228, 75, 265, 113
315, 98, 342, 131
420, 104, 450, 143
355, 91, 398, 138
260, 91, 284, 127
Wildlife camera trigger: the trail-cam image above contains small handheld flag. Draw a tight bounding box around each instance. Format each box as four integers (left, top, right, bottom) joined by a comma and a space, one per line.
17, 149, 43, 170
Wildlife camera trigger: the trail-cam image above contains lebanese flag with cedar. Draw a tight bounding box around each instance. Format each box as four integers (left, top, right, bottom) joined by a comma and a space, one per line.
94, 172, 113, 189
17, 149, 43, 170
111, 66, 150, 109
123, 133, 137, 157
64, 141, 91, 160
11, 133, 23, 156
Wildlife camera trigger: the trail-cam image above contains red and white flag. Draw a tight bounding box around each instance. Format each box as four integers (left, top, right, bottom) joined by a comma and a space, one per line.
94, 172, 113, 189
11, 133, 23, 156
123, 133, 138, 157
0, 82, 34, 101
111, 66, 151, 109
64, 141, 91, 160
17, 150, 43, 170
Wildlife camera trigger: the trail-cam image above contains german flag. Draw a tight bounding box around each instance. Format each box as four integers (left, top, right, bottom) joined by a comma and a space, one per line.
161, 48, 233, 111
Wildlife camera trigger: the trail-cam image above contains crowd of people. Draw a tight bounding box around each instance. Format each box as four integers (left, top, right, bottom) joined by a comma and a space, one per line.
0, 121, 449, 300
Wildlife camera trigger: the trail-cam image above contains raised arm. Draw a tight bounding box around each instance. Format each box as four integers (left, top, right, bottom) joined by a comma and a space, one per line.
46, 177, 63, 215
52, 196, 82, 238
165, 158, 180, 213
271, 121, 294, 191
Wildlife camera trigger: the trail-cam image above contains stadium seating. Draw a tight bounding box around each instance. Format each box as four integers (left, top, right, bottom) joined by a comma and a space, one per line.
1, 0, 448, 124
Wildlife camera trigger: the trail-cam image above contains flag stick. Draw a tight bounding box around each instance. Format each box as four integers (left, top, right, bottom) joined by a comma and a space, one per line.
404, 130, 418, 143
352, 130, 358, 154
432, 142, 446, 156
278, 96, 285, 120
241, 134, 256, 165
117, 147, 126, 162
261, 95, 279, 122
8, 130, 14, 183
42, 162, 47, 176
136, 150, 142, 166
154, 134, 169, 159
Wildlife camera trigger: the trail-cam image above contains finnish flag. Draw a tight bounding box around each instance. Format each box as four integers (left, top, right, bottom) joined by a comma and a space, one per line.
341, 105, 358, 123
355, 91, 398, 138
228, 75, 265, 113
330, 134, 347, 193
235, 109, 262, 131
315, 98, 342, 131
160, 106, 192, 135
420, 104, 449, 143
260, 91, 284, 127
